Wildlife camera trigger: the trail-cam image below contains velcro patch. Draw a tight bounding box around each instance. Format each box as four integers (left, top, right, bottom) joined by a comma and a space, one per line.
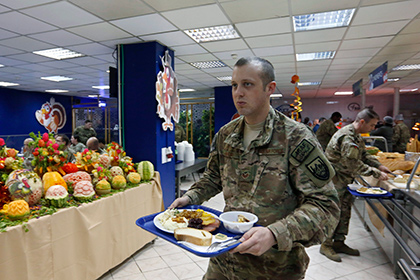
305, 156, 330, 181
291, 139, 315, 163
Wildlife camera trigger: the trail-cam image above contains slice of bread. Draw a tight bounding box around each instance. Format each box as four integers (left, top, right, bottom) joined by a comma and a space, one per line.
174, 228, 212, 246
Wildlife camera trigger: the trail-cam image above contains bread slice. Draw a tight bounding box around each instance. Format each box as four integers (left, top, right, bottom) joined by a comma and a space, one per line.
174, 228, 212, 246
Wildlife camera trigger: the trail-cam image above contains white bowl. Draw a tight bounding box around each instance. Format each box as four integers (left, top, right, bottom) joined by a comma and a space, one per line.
219, 211, 258, 234
348, 184, 363, 191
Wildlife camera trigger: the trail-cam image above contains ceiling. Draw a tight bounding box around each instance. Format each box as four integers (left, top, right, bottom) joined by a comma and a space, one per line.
1, 0, 420, 100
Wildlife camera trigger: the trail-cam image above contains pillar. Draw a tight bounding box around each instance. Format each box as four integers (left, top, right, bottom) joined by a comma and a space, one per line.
393, 87, 400, 117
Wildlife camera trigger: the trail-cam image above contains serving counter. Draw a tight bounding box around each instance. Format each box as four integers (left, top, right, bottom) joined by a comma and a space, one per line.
0, 172, 164, 280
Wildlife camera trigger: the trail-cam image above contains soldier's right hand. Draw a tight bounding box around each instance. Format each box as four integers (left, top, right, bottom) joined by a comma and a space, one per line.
169, 197, 190, 209
378, 171, 388, 181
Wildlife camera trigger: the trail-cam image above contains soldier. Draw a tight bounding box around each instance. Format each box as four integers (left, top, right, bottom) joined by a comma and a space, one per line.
56, 134, 76, 163
70, 134, 86, 153
73, 120, 97, 145
169, 57, 340, 280
320, 108, 391, 262
316, 112, 342, 150
86, 137, 105, 154
392, 114, 410, 153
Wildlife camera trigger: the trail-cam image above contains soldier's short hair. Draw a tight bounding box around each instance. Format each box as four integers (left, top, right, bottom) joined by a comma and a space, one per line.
85, 120, 92, 124
355, 108, 379, 122
331, 112, 342, 119
57, 134, 70, 146
234, 57, 275, 88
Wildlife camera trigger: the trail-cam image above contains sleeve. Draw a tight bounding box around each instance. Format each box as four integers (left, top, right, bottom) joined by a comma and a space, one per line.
182, 133, 223, 205
392, 125, 401, 144
267, 128, 340, 250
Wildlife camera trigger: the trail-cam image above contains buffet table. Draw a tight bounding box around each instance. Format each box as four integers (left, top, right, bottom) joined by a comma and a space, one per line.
0, 172, 164, 280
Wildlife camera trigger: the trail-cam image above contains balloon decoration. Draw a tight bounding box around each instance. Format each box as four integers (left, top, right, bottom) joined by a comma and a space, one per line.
290, 75, 302, 121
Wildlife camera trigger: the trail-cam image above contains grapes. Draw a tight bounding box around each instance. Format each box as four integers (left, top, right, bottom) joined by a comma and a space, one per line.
188, 218, 203, 229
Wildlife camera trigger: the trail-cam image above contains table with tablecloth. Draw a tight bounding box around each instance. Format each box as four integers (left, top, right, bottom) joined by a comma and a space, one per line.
0, 172, 164, 280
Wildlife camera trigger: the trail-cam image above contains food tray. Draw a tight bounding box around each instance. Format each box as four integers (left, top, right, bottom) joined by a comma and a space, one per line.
347, 187, 393, 198
136, 205, 242, 257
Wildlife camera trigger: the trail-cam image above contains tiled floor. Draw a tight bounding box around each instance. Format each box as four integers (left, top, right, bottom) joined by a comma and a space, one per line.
98, 174, 396, 280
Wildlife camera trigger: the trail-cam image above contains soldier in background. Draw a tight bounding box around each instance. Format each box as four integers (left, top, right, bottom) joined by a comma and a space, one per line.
169, 57, 340, 280
392, 114, 410, 153
73, 120, 97, 145
316, 112, 342, 150
70, 134, 86, 153
22, 138, 34, 170
320, 108, 391, 262
56, 134, 76, 163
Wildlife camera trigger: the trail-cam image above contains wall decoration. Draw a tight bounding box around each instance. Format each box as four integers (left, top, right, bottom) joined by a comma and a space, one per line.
156, 50, 179, 131
347, 102, 361, 112
35, 97, 67, 133
290, 75, 302, 121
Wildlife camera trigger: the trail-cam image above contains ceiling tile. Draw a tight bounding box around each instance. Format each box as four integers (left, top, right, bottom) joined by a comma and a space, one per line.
93, 54, 117, 64
99, 37, 142, 48
340, 36, 393, 50
15, 63, 51, 71
236, 17, 291, 37
334, 48, 381, 59
245, 34, 293, 48
0, 0, 56, 9
143, 0, 215, 12
221, 0, 289, 23
345, 20, 409, 39
21, 2, 102, 28
0, 28, 17, 40
67, 22, 132, 42
377, 45, 420, 56
294, 28, 346, 44
141, 31, 195, 47
295, 41, 340, 53
213, 49, 254, 60
0, 45, 24, 56
161, 4, 229, 29
200, 39, 248, 52
67, 43, 113, 56
253, 45, 294, 57
388, 33, 420, 46
173, 44, 208, 56
0, 36, 54, 52
66, 56, 107, 66
29, 30, 92, 46
7, 53, 51, 63
111, 14, 177, 36
0, 11, 56, 35
68, 0, 154, 20
176, 53, 216, 63
331, 56, 372, 65
400, 18, 420, 34
268, 55, 295, 63
0, 5, 11, 13
37, 60, 79, 69
290, 0, 359, 15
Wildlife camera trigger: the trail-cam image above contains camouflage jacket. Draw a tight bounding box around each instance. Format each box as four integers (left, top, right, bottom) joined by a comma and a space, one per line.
316, 119, 338, 150
69, 142, 86, 154
325, 124, 382, 185
73, 126, 97, 145
392, 122, 410, 153
184, 107, 339, 268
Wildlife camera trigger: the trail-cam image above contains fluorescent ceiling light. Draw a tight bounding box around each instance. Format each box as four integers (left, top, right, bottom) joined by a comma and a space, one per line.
45, 89, 69, 93
0, 81, 19, 87
334, 91, 353, 95
296, 51, 335, 61
270, 94, 283, 98
179, 88, 196, 92
217, 76, 232, 81
293, 9, 355, 31
190, 61, 227, 69
326, 101, 339, 104
184, 25, 239, 43
41, 76, 73, 82
92, 85, 110, 90
33, 48, 84, 60
392, 64, 420, 71
99, 101, 106, 107
0, 64, 4, 67
388, 78, 400, 82
88, 95, 98, 97
298, 82, 321, 86
400, 88, 418, 92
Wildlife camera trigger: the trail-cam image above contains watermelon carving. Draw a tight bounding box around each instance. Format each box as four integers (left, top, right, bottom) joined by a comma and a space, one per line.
6, 169, 43, 206
95, 179, 111, 195
45, 185, 69, 208
73, 181, 95, 202
110, 166, 124, 178
111, 175, 126, 189
137, 161, 154, 181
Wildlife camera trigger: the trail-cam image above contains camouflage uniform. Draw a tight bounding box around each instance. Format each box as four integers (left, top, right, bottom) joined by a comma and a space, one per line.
183, 107, 340, 280
325, 124, 382, 241
70, 142, 86, 154
392, 122, 410, 153
316, 119, 338, 150
73, 126, 97, 145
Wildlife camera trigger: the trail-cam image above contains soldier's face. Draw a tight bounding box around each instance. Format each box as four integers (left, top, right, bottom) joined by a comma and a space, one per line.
231, 63, 274, 124
361, 118, 378, 133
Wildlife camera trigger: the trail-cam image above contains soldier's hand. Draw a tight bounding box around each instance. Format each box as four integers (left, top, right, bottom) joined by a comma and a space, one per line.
230, 227, 276, 256
378, 171, 389, 181
168, 197, 190, 209
378, 165, 391, 174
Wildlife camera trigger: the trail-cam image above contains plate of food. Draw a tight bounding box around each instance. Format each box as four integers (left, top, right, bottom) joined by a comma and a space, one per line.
356, 186, 388, 195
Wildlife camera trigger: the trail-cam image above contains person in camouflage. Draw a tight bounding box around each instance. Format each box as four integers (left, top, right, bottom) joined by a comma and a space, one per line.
392, 114, 410, 153
320, 108, 391, 262
316, 112, 342, 150
170, 57, 340, 280
73, 120, 97, 145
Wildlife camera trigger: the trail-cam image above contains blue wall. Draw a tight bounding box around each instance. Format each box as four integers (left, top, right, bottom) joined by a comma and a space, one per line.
0, 87, 72, 149
214, 86, 236, 133
121, 41, 175, 208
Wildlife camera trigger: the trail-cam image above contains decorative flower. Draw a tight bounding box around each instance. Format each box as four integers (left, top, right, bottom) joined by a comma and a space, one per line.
0, 138, 5, 146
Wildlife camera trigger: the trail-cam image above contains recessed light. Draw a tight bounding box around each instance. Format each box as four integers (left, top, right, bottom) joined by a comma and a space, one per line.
217, 76, 232, 81
388, 78, 400, 82
270, 94, 283, 98
326, 101, 339, 104
184, 25, 239, 43
0, 64, 4, 68
190, 61, 227, 69
41, 76, 73, 82
0, 81, 19, 87
88, 95, 98, 97
392, 64, 420, 71
296, 51, 335, 61
45, 89, 69, 93
293, 9, 355, 31
92, 85, 110, 90
179, 89, 196, 92
334, 91, 353, 95
33, 48, 84, 60
298, 82, 321, 86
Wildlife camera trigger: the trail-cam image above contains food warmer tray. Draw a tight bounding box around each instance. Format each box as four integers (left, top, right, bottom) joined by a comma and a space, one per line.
136, 205, 241, 257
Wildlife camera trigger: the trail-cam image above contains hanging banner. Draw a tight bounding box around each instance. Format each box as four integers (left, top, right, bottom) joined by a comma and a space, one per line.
353, 79, 363, 97
156, 50, 179, 131
369, 61, 387, 91
35, 97, 66, 134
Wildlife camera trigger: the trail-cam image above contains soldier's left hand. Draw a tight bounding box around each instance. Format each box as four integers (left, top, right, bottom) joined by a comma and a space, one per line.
230, 227, 276, 256
378, 165, 391, 173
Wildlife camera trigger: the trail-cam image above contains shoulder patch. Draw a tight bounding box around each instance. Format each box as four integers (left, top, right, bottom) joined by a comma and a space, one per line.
305, 156, 330, 181
291, 139, 315, 163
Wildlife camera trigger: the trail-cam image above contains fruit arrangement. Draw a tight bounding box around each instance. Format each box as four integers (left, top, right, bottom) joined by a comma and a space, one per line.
0, 138, 23, 183
75, 149, 100, 172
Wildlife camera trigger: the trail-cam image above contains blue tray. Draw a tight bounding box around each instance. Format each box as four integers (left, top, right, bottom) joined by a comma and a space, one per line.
347, 187, 393, 198
136, 205, 241, 257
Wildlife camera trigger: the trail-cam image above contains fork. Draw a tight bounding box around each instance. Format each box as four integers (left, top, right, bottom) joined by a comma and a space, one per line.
207, 235, 242, 251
